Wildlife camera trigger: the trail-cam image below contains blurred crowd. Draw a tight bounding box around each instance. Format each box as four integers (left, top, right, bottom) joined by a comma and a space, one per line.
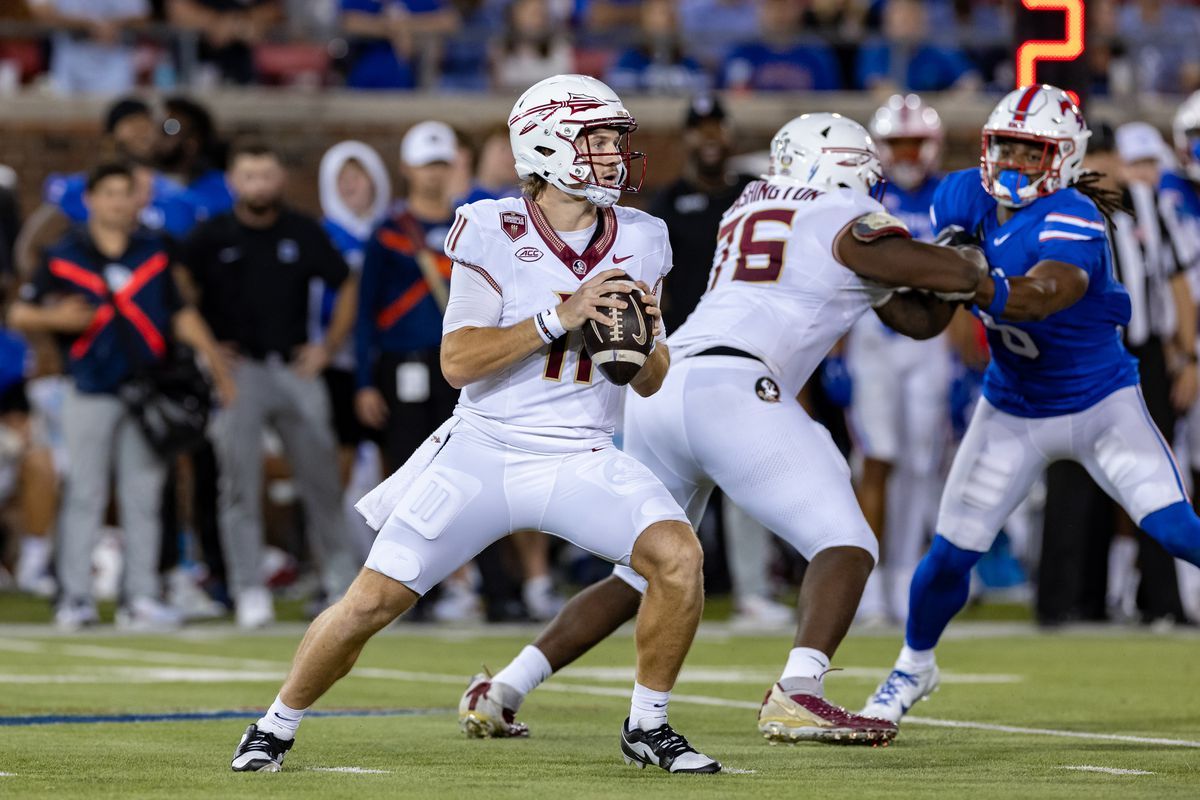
0, 1, 1198, 98
4, 83, 1200, 633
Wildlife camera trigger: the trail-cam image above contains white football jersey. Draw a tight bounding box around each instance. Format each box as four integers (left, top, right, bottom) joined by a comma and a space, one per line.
669, 180, 893, 397
443, 196, 670, 452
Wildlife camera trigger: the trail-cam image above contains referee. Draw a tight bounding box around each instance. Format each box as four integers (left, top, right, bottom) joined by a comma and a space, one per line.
178, 140, 360, 629
1038, 122, 1197, 625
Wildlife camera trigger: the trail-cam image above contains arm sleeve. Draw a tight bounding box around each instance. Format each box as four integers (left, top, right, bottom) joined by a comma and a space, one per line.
309, 223, 351, 288
354, 235, 385, 389
930, 172, 971, 233
442, 263, 503, 336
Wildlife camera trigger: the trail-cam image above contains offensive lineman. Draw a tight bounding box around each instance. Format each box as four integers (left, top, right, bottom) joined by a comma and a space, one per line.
849, 94, 953, 623
229, 75, 722, 775
459, 113, 989, 745
863, 85, 1200, 725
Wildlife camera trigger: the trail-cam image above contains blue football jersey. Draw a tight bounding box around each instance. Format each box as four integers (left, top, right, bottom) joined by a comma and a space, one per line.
931, 168, 1137, 418
1160, 170, 1200, 272
44, 171, 201, 238
883, 176, 940, 242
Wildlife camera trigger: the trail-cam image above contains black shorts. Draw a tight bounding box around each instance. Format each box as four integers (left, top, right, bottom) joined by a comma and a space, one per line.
0, 380, 29, 416
375, 349, 458, 471
322, 367, 368, 447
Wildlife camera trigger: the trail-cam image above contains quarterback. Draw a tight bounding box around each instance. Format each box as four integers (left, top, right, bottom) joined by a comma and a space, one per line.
229, 75, 721, 775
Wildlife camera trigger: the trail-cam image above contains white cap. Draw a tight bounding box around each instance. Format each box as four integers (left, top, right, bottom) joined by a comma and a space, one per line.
1116, 122, 1166, 165
400, 120, 458, 167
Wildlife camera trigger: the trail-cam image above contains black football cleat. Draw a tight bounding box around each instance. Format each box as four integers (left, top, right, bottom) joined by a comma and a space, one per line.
231, 723, 294, 772
620, 717, 721, 774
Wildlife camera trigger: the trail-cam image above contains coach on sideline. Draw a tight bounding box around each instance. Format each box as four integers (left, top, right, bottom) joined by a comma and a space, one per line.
177, 140, 360, 629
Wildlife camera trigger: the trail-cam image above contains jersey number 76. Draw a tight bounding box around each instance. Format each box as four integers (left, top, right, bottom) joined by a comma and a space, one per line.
710, 209, 797, 289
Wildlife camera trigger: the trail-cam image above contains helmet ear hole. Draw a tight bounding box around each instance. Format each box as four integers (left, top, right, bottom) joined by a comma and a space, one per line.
535, 146, 554, 156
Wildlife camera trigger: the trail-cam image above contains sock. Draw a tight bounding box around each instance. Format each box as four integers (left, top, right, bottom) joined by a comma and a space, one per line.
257, 694, 307, 740
898, 644, 936, 672
1140, 501, 1200, 566
491, 645, 553, 707
629, 682, 670, 730
904, 535, 984, 651
780, 647, 831, 684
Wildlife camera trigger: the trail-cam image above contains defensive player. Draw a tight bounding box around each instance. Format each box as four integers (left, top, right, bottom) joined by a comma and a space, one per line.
459, 113, 989, 745
863, 85, 1200, 724
849, 94, 953, 622
230, 74, 721, 775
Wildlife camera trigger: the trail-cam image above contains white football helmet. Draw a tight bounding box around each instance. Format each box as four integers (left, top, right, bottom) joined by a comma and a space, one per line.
980, 84, 1090, 208
766, 113, 885, 199
508, 74, 644, 208
869, 94, 943, 190
1173, 89, 1200, 182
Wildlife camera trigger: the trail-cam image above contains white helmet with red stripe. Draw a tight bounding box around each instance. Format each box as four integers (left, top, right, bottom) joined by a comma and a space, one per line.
1173, 89, 1200, 182
508, 74, 644, 208
869, 94, 944, 190
766, 113, 885, 199
981, 84, 1090, 208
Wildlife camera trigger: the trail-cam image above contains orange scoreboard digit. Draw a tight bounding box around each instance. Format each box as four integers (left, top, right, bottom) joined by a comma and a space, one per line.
1016, 0, 1085, 105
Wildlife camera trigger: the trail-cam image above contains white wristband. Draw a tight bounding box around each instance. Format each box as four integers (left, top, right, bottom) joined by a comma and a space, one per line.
534, 307, 567, 343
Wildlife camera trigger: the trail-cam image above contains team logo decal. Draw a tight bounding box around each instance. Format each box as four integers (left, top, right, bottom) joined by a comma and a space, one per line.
277, 239, 299, 263
755, 376, 781, 403
516, 247, 543, 262
572, 258, 588, 275
501, 211, 528, 242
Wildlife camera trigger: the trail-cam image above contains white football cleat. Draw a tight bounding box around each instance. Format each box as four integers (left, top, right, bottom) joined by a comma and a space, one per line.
230, 724, 293, 772
861, 665, 940, 724
55, 598, 99, 631
459, 672, 529, 738
236, 587, 275, 630
116, 596, 184, 631
620, 718, 721, 774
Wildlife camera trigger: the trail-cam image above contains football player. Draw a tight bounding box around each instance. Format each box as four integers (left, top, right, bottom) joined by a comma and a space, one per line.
863, 85, 1200, 726
461, 113, 990, 746
230, 74, 722, 775
849, 94, 952, 623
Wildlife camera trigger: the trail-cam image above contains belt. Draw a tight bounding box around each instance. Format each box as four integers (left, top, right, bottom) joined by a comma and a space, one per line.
689, 346, 761, 362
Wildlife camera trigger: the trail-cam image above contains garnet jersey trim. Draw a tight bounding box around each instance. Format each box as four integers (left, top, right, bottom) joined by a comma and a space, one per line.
523, 197, 618, 280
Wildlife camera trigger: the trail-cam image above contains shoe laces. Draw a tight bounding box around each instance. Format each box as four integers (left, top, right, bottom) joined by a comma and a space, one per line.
639, 723, 696, 759
243, 727, 291, 756
871, 669, 918, 705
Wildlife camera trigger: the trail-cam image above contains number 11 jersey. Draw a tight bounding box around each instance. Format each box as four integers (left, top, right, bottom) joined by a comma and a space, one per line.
669, 181, 893, 398
443, 196, 671, 453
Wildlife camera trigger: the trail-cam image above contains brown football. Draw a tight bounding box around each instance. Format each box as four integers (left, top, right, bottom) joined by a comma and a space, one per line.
582, 281, 654, 386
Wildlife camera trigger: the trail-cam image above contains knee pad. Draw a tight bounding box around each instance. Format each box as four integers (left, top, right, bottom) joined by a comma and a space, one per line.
1140, 501, 1200, 566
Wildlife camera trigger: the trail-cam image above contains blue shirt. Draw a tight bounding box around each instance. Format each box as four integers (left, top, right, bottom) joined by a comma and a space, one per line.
882, 176, 940, 242
931, 168, 1137, 418
721, 41, 841, 91
44, 172, 201, 239
355, 211, 454, 388
1160, 170, 1200, 273
340, 0, 447, 89
28, 227, 180, 394
606, 48, 710, 94
186, 169, 235, 221
857, 42, 976, 92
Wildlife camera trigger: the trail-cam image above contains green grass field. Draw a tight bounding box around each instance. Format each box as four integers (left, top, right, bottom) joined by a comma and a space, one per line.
1, 598, 1198, 799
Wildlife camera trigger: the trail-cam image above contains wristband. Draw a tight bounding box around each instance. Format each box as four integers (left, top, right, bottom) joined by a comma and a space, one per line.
983, 269, 1009, 318
534, 307, 567, 344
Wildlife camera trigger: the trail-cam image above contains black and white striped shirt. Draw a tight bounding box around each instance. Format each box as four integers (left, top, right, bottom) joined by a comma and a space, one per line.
1108, 182, 1182, 346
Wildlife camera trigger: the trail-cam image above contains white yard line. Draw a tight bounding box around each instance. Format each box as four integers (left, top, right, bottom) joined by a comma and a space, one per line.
306, 767, 392, 774
560, 665, 1022, 684
1059, 765, 1155, 776
3, 638, 1198, 749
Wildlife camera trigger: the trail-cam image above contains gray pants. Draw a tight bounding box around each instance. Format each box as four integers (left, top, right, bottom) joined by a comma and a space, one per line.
59, 388, 166, 604
212, 359, 358, 597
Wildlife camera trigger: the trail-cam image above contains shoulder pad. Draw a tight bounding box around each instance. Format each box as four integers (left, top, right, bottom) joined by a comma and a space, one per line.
851, 212, 911, 243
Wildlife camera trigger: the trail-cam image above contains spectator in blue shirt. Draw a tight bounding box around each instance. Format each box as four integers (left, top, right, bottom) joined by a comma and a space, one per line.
857, 0, 980, 93
607, 0, 710, 95
159, 96, 235, 222
678, 0, 760, 67
339, 0, 460, 90
721, 0, 842, 92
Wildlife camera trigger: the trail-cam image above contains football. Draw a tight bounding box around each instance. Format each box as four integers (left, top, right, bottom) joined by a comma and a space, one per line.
582, 278, 654, 386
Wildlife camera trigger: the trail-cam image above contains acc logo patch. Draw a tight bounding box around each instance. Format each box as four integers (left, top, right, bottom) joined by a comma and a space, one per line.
516, 247, 543, 262
755, 376, 781, 403
501, 211, 527, 242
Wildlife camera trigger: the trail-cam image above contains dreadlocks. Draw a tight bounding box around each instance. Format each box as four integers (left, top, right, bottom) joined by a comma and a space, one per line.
1071, 170, 1129, 221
